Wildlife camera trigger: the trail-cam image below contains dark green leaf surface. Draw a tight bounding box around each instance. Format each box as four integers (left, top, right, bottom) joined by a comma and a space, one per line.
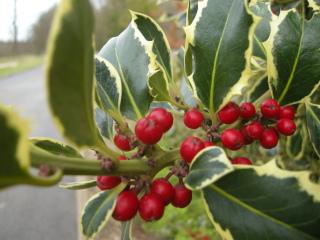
202, 160, 320, 239
285, 120, 308, 160
95, 108, 114, 139
185, 147, 234, 190
306, 102, 320, 157
185, 0, 255, 115
60, 179, 97, 190
270, 11, 320, 105
121, 221, 133, 240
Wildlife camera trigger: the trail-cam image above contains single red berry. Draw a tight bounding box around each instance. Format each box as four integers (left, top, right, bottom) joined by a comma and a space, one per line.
148, 108, 174, 132
221, 129, 244, 150
203, 140, 214, 147
135, 117, 163, 145
276, 118, 296, 136
139, 193, 165, 221
151, 178, 174, 205
279, 105, 295, 120
239, 102, 256, 119
113, 134, 132, 151
180, 136, 205, 163
246, 121, 264, 140
259, 128, 279, 149
97, 176, 121, 190
118, 155, 127, 161
217, 102, 240, 124
113, 191, 139, 221
231, 157, 252, 165
260, 99, 280, 119
183, 108, 204, 129
172, 184, 192, 208
240, 126, 254, 145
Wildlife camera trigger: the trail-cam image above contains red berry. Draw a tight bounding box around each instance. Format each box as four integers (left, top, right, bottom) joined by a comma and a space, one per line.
172, 184, 192, 208
231, 157, 252, 165
260, 99, 280, 119
151, 178, 174, 205
114, 134, 132, 151
276, 118, 296, 136
135, 117, 163, 145
217, 102, 240, 124
183, 108, 204, 129
118, 155, 127, 161
203, 141, 214, 147
239, 102, 256, 119
97, 176, 121, 190
148, 108, 174, 132
180, 136, 205, 163
240, 126, 254, 145
221, 129, 244, 150
113, 191, 139, 221
259, 128, 279, 149
246, 121, 264, 140
139, 193, 164, 221
279, 105, 295, 119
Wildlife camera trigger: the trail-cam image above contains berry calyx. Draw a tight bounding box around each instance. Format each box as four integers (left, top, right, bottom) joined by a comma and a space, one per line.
221, 129, 244, 150
139, 193, 165, 221
148, 108, 174, 132
180, 136, 205, 163
172, 184, 192, 208
245, 121, 264, 140
239, 102, 256, 119
151, 178, 174, 205
217, 102, 240, 124
276, 118, 296, 136
183, 108, 204, 129
279, 105, 295, 119
203, 140, 214, 147
113, 134, 132, 151
231, 157, 252, 165
96, 176, 121, 190
135, 117, 163, 145
113, 191, 139, 221
259, 128, 279, 149
260, 99, 280, 119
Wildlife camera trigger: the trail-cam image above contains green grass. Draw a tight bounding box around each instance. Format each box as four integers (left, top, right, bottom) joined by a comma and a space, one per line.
0, 55, 43, 77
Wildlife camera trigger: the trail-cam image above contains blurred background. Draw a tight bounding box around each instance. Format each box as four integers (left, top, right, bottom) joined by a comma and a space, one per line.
0, 0, 215, 239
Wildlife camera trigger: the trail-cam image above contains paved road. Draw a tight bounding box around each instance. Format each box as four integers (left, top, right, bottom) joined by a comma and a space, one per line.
0, 67, 77, 240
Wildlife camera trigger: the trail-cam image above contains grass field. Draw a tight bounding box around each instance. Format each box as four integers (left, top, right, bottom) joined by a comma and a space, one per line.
0, 55, 43, 77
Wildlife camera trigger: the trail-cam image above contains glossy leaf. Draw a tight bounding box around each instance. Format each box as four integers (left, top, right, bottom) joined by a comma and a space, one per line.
185, 147, 234, 190
268, 11, 320, 105
95, 108, 114, 139
285, 120, 308, 160
306, 102, 320, 157
185, 0, 255, 115
148, 69, 171, 101
121, 221, 133, 240
60, 179, 97, 190
202, 160, 320, 239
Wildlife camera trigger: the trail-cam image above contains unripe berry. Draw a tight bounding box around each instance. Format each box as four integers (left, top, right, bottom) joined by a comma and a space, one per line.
180, 136, 205, 163
260, 99, 280, 119
217, 102, 240, 124
139, 193, 164, 221
151, 178, 174, 205
114, 134, 132, 151
172, 184, 192, 208
276, 118, 296, 136
279, 105, 295, 119
239, 102, 256, 119
148, 108, 173, 132
231, 157, 252, 165
97, 176, 121, 190
259, 128, 279, 149
246, 121, 264, 140
183, 108, 204, 129
240, 126, 254, 145
113, 191, 139, 221
135, 117, 163, 145
203, 140, 214, 147
221, 129, 244, 150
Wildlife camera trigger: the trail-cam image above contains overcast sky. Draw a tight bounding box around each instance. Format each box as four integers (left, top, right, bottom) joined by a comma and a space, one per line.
0, 0, 58, 41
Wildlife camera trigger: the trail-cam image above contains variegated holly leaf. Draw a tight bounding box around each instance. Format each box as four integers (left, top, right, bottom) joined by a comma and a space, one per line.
148, 69, 171, 101
202, 160, 320, 239
268, 11, 320, 105
185, 147, 234, 190
60, 179, 97, 190
285, 120, 308, 160
309, 0, 320, 11
185, 0, 256, 116
98, 21, 155, 120
121, 220, 133, 240
95, 108, 114, 139
306, 101, 320, 157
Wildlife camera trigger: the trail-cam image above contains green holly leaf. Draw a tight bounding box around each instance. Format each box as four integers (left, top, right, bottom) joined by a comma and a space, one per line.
185, 0, 256, 115
306, 101, 320, 157
185, 147, 234, 190
60, 179, 97, 190
202, 160, 320, 239
95, 108, 114, 140
268, 11, 320, 105
285, 120, 308, 160
121, 220, 133, 240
